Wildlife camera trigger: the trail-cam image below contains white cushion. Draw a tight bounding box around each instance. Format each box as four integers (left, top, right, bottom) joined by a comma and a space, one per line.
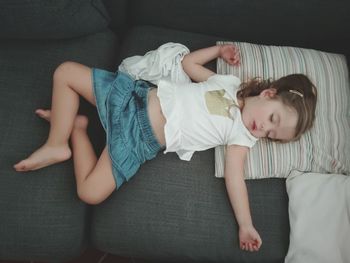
285, 172, 350, 263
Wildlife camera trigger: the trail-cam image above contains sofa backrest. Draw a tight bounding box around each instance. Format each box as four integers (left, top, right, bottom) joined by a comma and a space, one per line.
0, 0, 110, 39
107, 0, 350, 58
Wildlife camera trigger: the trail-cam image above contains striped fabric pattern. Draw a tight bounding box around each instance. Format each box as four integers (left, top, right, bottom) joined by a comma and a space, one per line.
215, 41, 350, 179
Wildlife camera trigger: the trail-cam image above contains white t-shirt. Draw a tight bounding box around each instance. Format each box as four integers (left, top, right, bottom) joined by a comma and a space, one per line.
157, 74, 258, 161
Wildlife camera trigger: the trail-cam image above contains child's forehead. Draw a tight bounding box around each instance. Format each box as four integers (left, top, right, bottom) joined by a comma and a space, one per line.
268, 101, 296, 119
266, 98, 295, 112
277, 106, 299, 138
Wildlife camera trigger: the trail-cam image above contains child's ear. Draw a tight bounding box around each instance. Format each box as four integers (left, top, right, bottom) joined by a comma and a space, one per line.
260, 88, 277, 98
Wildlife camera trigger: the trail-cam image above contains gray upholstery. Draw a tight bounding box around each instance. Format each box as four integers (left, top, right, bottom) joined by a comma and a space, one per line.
125, 0, 350, 56
0, 0, 110, 39
0, 30, 119, 262
0, 0, 349, 262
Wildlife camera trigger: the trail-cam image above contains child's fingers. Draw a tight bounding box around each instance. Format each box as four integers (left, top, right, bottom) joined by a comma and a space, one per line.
249, 243, 254, 252
241, 242, 249, 251
231, 50, 240, 65
249, 242, 260, 252
225, 57, 235, 65
256, 237, 262, 247
241, 242, 256, 252
254, 238, 262, 250
241, 239, 261, 252
221, 44, 240, 66
226, 56, 239, 66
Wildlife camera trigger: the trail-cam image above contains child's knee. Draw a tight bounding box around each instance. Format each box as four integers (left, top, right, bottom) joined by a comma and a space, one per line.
77, 185, 106, 205
53, 61, 77, 82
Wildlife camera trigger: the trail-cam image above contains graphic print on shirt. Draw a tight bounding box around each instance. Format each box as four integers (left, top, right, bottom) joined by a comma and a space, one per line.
204, 89, 238, 119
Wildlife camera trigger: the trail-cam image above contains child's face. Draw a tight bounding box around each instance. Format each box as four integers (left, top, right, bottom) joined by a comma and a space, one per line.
241, 88, 298, 141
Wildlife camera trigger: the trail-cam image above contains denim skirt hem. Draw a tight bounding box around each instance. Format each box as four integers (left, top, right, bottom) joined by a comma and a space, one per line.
92, 68, 162, 189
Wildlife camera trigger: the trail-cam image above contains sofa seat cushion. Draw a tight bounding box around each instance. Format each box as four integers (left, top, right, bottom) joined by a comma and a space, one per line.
0, 29, 119, 262
90, 25, 289, 262
0, 0, 110, 39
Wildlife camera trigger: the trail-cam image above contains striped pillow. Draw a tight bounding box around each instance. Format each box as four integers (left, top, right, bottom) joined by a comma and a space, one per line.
215, 41, 350, 179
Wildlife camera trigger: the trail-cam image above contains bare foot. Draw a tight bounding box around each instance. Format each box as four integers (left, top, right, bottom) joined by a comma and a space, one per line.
35, 109, 51, 122
13, 109, 79, 172
36, 109, 88, 130
14, 144, 72, 172
73, 115, 89, 130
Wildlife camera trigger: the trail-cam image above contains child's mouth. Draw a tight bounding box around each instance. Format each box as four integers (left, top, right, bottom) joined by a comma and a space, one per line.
252, 121, 257, 131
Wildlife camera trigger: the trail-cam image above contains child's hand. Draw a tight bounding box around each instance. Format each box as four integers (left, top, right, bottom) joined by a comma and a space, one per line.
239, 225, 262, 252
219, 44, 240, 66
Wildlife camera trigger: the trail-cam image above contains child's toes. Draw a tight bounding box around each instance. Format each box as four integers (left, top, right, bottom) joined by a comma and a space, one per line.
36, 109, 51, 121
73, 115, 89, 130
14, 160, 27, 171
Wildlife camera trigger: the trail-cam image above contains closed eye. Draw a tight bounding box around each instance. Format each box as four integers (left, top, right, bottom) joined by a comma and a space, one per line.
270, 113, 280, 125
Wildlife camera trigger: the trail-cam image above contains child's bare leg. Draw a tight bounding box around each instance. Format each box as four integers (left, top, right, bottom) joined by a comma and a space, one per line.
29, 111, 95, 174
71, 117, 116, 205
14, 62, 95, 172
27, 110, 115, 203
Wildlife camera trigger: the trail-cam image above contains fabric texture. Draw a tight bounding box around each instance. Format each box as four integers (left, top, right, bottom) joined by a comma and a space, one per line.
126, 0, 350, 57
285, 172, 350, 263
92, 69, 162, 189
0, 0, 110, 39
158, 74, 257, 161
215, 41, 350, 179
0, 30, 119, 262
118, 42, 191, 85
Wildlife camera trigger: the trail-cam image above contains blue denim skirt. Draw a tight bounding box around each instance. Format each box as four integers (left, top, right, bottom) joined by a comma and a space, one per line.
92, 69, 162, 189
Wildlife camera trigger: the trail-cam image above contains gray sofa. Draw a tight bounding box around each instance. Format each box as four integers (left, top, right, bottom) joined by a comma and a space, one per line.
0, 0, 349, 262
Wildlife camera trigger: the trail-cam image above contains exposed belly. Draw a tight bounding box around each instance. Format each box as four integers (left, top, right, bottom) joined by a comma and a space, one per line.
147, 88, 166, 146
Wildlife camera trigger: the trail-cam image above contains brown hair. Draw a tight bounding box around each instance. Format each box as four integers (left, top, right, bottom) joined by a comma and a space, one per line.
237, 74, 317, 142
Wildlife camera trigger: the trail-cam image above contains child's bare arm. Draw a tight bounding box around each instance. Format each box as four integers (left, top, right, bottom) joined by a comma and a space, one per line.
224, 145, 262, 251
182, 44, 239, 82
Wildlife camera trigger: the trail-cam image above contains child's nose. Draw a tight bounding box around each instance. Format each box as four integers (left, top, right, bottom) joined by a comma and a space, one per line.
260, 123, 271, 136
260, 123, 266, 132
